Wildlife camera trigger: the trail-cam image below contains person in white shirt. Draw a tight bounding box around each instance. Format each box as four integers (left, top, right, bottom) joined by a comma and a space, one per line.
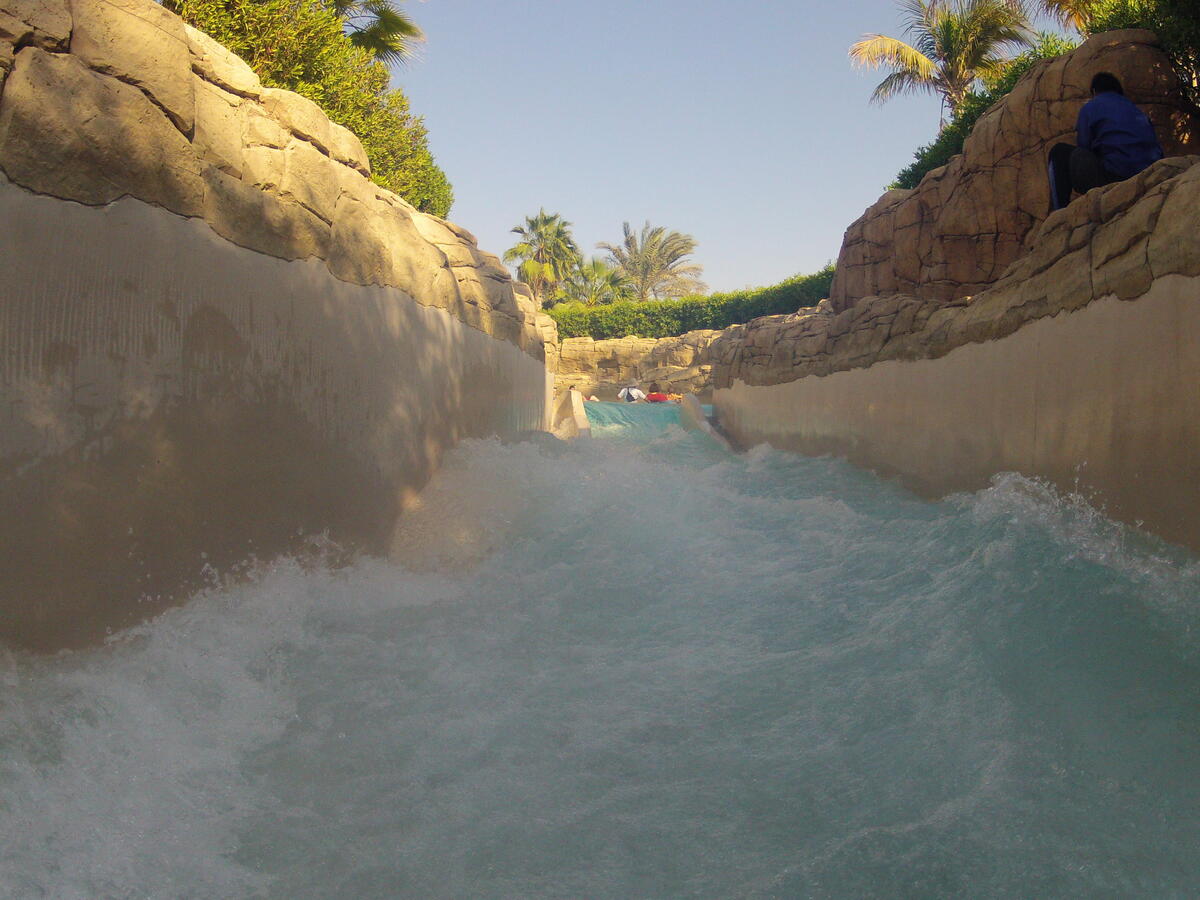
617, 384, 646, 402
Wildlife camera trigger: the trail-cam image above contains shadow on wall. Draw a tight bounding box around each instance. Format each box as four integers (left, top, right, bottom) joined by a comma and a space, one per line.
0, 186, 547, 652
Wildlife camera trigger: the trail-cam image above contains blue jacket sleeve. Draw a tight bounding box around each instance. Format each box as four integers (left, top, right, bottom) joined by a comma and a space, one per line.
1076, 104, 1094, 150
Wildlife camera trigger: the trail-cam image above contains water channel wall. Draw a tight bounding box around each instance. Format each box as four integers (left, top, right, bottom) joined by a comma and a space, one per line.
0, 0, 556, 649
550, 389, 591, 440
711, 31, 1200, 552
713, 156, 1200, 550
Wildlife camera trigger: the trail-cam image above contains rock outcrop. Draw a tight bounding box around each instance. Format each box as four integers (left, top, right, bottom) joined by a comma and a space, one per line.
830, 30, 1200, 311
556, 330, 721, 397
0, 0, 557, 650
709, 32, 1200, 553
0, 0, 548, 356
714, 156, 1200, 389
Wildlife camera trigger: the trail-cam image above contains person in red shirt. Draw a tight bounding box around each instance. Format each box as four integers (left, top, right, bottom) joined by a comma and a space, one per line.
645, 382, 671, 403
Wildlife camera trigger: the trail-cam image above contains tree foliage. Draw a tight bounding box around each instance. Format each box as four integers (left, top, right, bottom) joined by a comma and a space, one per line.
598, 222, 707, 301
558, 258, 633, 307
329, 0, 423, 65
503, 209, 583, 307
850, 0, 1033, 119
546, 266, 835, 340
891, 0, 1200, 191
166, 0, 452, 216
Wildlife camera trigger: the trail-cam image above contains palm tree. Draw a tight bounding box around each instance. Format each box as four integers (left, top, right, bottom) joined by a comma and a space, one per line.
560, 258, 633, 307
849, 0, 1033, 120
1036, 0, 1100, 33
598, 222, 706, 302
503, 209, 582, 307
328, 0, 424, 65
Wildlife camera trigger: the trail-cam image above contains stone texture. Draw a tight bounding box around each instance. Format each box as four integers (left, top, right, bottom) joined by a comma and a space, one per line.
1148, 163, 1200, 279
326, 193, 458, 312
279, 138, 341, 223
70, 0, 195, 135
0, 9, 549, 366
201, 166, 329, 261
714, 157, 1200, 390
243, 103, 290, 150
0, 0, 70, 50
183, 22, 261, 98
830, 30, 1200, 313
0, 47, 204, 215
556, 330, 722, 397
0, 1, 557, 650
192, 77, 245, 177
327, 121, 370, 175
0, 179, 551, 650
260, 87, 333, 155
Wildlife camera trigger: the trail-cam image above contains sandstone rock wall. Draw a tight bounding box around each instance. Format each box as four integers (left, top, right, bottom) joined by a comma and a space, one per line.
555, 330, 721, 398
0, 0, 550, 354
0, 0, 556, 650
714, 157, 1200, 389
830, 30, 1200, 312
713, 157, 1200, 551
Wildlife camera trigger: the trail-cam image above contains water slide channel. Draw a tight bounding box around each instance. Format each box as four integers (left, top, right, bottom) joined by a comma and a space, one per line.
3, 402, 1200, 897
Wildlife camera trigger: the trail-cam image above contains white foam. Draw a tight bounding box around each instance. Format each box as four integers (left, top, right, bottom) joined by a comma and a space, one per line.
3, 414, 1199, 897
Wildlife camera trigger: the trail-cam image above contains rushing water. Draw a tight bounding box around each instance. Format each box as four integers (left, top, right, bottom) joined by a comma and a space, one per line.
3, 402, 1200, 899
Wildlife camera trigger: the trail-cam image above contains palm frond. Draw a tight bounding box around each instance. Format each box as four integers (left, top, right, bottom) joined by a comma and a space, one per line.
849, 34, 937, 80
334, 0, 424, 65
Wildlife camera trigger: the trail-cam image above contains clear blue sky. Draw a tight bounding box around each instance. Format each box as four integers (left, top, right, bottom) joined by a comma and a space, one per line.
396, 1, 947, 293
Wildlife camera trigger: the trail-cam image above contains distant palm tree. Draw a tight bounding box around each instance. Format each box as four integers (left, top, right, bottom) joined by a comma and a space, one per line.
503, 209, 582, 307
598, 222, 706, 302
560, 258, 633, 307
850, 0, 1033, 120
329, 0, 424, 65
1036, 0, 1100, 33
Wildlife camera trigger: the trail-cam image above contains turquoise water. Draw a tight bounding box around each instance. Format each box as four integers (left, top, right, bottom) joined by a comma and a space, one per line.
3, 403, 1200, 898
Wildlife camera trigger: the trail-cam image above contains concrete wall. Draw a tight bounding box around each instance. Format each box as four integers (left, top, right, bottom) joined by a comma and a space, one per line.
715, 274, 1200, 552
0, 0, 561, 650
0, 177, 551, 650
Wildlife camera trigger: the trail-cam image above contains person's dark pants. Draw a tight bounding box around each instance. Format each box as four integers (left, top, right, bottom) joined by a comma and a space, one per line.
1048, 143, 1123, 211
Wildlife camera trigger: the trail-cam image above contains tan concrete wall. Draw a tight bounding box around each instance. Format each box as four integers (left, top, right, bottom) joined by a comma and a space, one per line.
715, 274, 1200, 552
0, 178, 550, 650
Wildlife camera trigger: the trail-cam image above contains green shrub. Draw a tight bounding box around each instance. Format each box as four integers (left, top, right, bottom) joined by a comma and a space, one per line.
1085, 0, 1200, 105
166, 0, 453, 216
892, 33, 1077, 190
545, 266, 835, 340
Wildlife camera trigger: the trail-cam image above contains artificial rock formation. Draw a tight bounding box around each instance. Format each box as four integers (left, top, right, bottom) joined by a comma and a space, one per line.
830, 29, 1200, 311
713, 156, 1200, 389
556, 330, 721, 398
710, 30, 1200, 552
0, 0, 551, 355
713, 158, 1200, 553
0, 0, 558, 650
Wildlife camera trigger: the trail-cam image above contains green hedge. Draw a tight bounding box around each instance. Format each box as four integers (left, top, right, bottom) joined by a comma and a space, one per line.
545, 266, 834, 340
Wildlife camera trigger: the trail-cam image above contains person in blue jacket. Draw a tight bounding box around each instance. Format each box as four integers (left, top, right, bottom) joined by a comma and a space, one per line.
1047, 72, 1164, 211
